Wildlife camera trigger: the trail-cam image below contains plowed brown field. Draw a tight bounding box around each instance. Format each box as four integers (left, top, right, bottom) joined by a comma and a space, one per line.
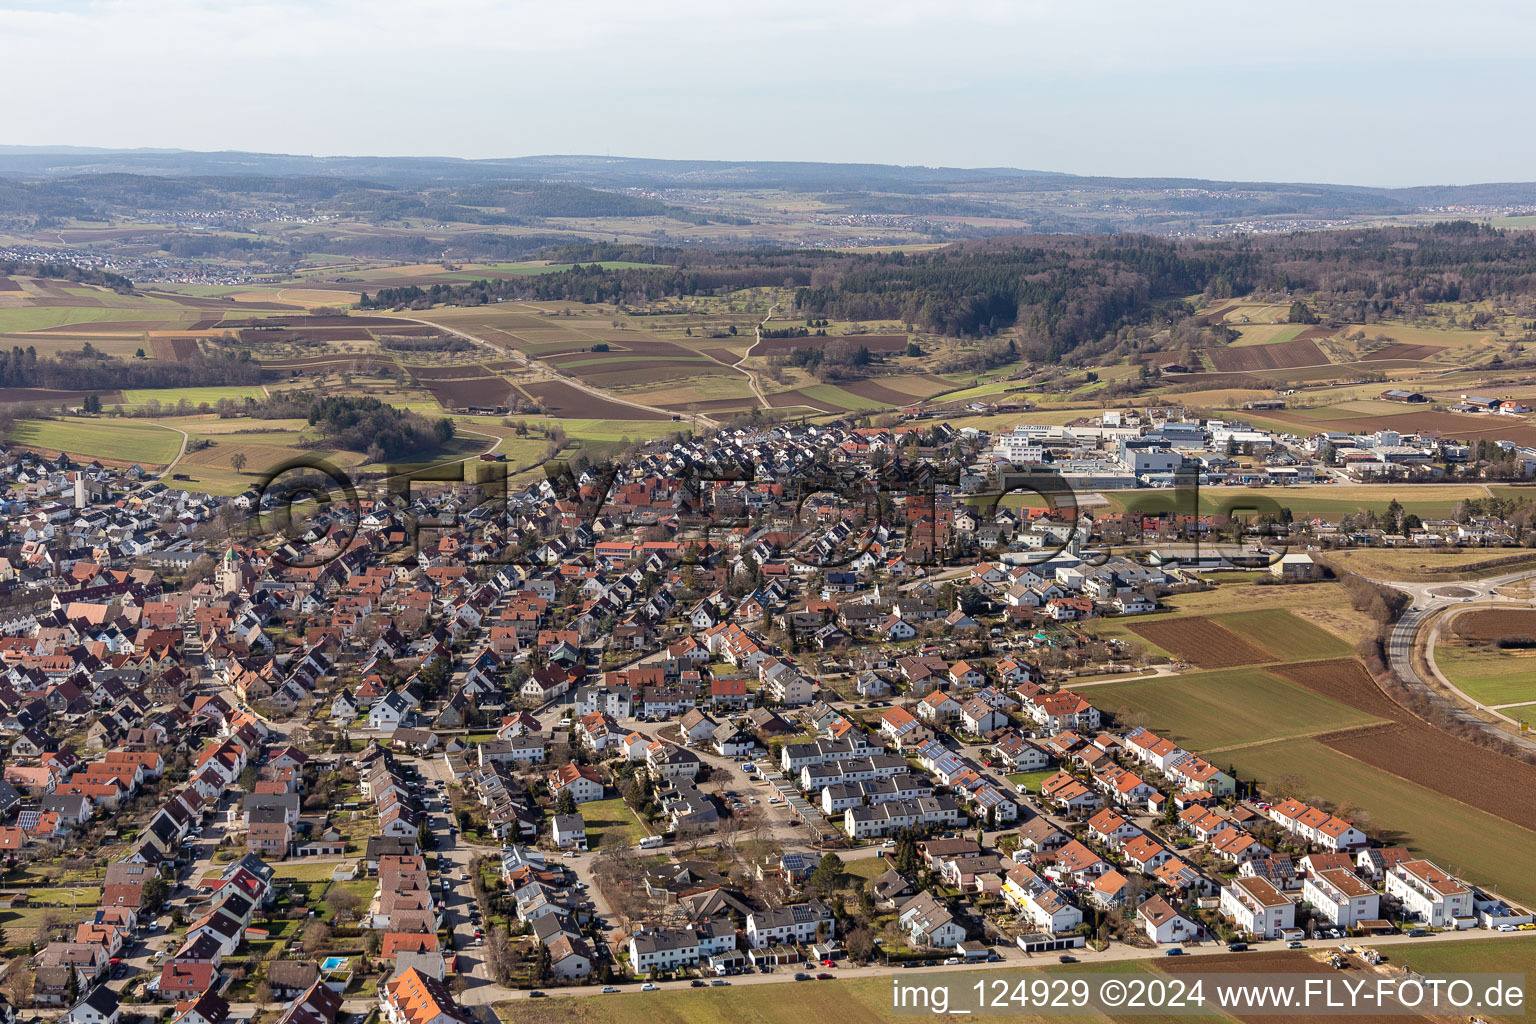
1126, 616, 1273, 667
1208, 339, 1329, 372
150, 336, 200, 361
423, 377, 519, 409
520, 380, 669, 419
1452, 609, 1536, 641
1276, 658, 1536, 832
755, 333, 908, 356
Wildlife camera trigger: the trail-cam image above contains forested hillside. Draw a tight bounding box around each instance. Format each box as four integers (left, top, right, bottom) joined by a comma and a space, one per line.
360, 224, 1536, 361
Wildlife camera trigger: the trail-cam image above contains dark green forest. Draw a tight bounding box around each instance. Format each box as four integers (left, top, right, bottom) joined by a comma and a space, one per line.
252, 394, 455, 461
0, 346, 264, 391
359, 223, 1536, 360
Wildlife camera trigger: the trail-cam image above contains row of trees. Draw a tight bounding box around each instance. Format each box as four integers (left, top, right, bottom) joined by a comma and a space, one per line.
0, 345, 265, 391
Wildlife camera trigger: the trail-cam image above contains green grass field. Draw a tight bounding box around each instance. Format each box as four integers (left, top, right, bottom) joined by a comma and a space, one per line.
578, 797, 650, 849
1089, 667, 1385, 751
1210, 608, 1354, 662
122, 386, 268, 406
1499, 703, 1536, 726
1005, 769, 1057, 794
1324, 546, 1536, 582
1229, 323, 1305, 347
5, 418, 183, 465
271, 861, 351, 882
496, 939, 1536, 1024
1433, 643, 1536, 707
1223, 737, 1536, 907
460, 415, 676, 443
0, 303, 190, 333
1087, 580, 1379, 653
1098, 488, 1476, 520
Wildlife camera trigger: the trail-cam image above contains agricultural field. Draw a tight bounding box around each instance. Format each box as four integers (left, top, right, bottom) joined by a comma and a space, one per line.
1206, 338, 1328, 372
1432, 641, 1536, 707
1089, 620, 1536, 900
519, 380, 671, 420
1224, 322, 1307, 347
1207, 608, 1355, 662
420, 375, 522, 411
1088, 579, 1380, 652
1090, 666, 1386, 751
1223, 735, 1536, 907
121, 386, 269, 407
1098, 483, 1492, 521
1449, 608, 1536, 641
4, 417, 184, 466
1123, 617, 1273, 668
1500, 703, 1536, 726
1258, 403, 1536, 448
1323, 546, 1536, 582
496, 940, 1536, 1024
1271, 657, 1536, 837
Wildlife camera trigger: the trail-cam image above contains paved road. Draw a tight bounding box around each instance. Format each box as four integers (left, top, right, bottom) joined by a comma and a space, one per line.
496, 926, 1536, 1002
1380, 567, 1536, 751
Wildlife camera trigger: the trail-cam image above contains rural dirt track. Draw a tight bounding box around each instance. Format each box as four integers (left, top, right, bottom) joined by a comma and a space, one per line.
379, 311, 702, 426
1275, 658, 1536, 833
734, 303, 777, 410
159, 423, 191, 474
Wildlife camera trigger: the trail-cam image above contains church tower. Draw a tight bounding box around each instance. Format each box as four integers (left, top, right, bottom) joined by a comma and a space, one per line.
218, 547, 243, 595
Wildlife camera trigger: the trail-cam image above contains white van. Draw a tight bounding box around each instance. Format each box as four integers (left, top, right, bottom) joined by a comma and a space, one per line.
638, 835, 664, 849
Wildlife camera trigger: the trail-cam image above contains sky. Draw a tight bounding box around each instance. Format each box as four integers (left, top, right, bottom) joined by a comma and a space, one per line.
1, 0, 1532, 187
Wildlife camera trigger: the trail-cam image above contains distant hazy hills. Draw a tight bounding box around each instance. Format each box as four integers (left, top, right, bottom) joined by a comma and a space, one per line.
4, 147, 1536, 236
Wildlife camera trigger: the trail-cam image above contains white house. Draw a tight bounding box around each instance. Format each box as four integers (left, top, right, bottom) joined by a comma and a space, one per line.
897, 891, 966, 949
547, 764, 604, 804
1001, 865, 1082, 934
1383, 860, 1473, 927
745, 901, 834, 948
959, 697, 1007, 736
550, 813, 587, 851
628, 927, 700, 973
1137, 896, 1198, 945
1220, 877, 1295, 939
1302, 868, 1379, 928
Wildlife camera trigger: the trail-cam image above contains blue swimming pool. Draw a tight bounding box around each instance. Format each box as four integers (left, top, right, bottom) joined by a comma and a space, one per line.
321, 956, 348, 972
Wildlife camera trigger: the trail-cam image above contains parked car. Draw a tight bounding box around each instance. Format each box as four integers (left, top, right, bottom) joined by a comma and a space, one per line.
691, 980, 706, 988
1227, 942, 1248, 952
1165, 948, 1185, 956
711, 979, 730, 987
817, 973, 834, 980
1287, 940, 1304, 949
528, 992, 546, 999
794, 973, 812, 981
602, 986, 620, 994
1058, 955, 1077, 964
642, 983, 660, 991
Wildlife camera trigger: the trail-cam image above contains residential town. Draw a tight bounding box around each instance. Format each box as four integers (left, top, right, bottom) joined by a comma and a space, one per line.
0, 402, 1532, 1024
